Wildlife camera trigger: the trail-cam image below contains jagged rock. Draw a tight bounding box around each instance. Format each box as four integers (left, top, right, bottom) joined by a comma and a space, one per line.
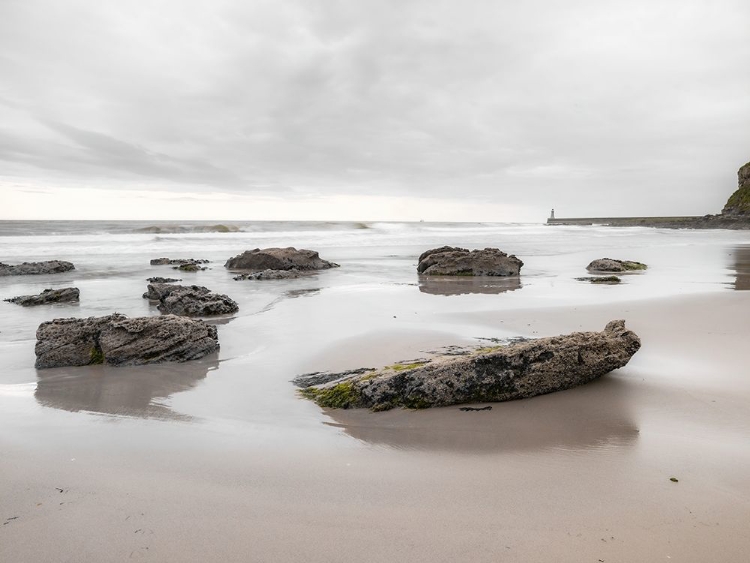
146, 276, 181, 283
143, 283, 238, 316
35, 313, 219, 369
722, 161, 750, 216
0, 260, 75, 276
293, 368, 377, 388
143, 282, 181, 300
587, 258, 647, 272
5, 287, 80, 306
417, 246, 523, 276
233, 269, 306, 281
225, 247, 339, 272
150, 258, 209, 266
298, 320, 640, 411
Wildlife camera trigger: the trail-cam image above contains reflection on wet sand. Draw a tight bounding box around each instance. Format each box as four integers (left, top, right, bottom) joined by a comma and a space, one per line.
35, 356, 219, 420
418, 276, 521, 296
323, 376, 637, 453
731, 246, 750, 290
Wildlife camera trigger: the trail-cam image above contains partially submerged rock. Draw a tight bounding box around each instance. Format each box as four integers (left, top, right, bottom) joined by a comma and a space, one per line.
233, 269, 306, 281
587, 258, 647, 272
576, 276, 622, 284
225, 247, 339, 272
417, 246, 523, 276
147, 276, 181, 283
143, 283, 238, 316
150, 258, 209, 266
298, 320, 640, 411
0, 260, 75, 276
174, 263, 207, 272
5, 287, 80, 306
35, 313, 219, 369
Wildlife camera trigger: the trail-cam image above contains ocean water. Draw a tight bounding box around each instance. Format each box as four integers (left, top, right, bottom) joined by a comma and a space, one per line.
0, 220, 748, 446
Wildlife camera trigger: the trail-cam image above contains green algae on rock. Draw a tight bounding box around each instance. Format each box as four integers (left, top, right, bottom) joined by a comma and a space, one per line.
296, 321, 641, 411
586, 258, 647, 272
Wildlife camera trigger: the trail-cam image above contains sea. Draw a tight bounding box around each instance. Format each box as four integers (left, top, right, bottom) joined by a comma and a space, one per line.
0, 220, 748, 443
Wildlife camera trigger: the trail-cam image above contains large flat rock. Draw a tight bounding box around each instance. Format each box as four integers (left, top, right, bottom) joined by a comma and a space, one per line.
0, 260, 75, 276
298, 320, 640, 411
417, 246, 523, 276
35, 314, 219, 369
225, 247, 339, 271
5, 287, 80, 306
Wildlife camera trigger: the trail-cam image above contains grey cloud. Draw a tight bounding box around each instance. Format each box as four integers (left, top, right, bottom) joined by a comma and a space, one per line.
1, 0, 749, 215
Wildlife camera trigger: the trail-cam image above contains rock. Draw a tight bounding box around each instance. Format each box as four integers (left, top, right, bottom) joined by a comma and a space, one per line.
150, 258, 209, 266
722, 161, 750, 216
143, 283, 238, 316
225, 247, 339, 272
233, 269, 306, 281
298, 320, 640, 411
143, 282, 181, 300
417, 246, 523, 276
5, 287, 80, 306
0, 260, 75, 276
146, 277, 181, 283
576, 276, 622, 284
173, 263, 207, 272
35, 313, 219, 369
586, 258, 647, 272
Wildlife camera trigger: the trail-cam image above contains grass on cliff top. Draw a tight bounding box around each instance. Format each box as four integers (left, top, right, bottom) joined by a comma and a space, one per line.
725, 187, 750, 213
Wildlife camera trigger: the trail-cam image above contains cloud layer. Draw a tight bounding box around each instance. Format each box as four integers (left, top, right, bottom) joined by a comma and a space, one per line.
2, 0, 749, 219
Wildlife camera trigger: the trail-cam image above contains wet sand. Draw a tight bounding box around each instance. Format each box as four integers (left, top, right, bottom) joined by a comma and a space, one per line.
2, 291, 750, 562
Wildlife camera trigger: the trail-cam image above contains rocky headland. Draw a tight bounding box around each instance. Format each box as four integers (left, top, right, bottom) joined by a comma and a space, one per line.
5, 287, 80, 306
417, 246, 523, 276
0, 260, 75, 276
35, 313, 219, 368
548, 160, 750, 229
297, 320, 640, 411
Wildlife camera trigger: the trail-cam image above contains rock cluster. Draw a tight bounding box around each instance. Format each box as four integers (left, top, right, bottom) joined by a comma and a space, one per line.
143, 283, 238, 316
0, 260, 75, 276
5, 287, 80, 306
147, 276, 181, 283
225, 247, 338, 272
417, 246, 523, 276
586, 259, 647, 272
298, 320, 640, 411
233, 269, 306, 281
35, 313, 219, 369
150, 258, 209, 266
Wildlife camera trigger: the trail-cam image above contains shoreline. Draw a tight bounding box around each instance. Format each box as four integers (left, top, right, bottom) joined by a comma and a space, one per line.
2, 290, 750, 562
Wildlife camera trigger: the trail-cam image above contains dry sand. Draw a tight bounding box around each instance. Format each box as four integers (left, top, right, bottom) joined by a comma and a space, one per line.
2, 292, 750, 562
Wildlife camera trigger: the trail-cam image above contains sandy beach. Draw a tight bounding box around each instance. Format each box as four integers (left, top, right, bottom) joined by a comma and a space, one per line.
2, 295, 750, 561
1, 223, 749, 562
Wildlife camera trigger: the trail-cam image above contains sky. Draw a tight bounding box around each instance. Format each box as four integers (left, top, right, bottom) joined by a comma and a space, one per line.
1, 0, 749, 222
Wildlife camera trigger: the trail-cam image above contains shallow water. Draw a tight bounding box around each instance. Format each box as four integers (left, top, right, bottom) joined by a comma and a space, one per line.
0, 221, 748, 447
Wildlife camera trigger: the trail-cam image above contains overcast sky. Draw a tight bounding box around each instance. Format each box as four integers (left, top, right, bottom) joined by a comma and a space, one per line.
1, 0, 748, 221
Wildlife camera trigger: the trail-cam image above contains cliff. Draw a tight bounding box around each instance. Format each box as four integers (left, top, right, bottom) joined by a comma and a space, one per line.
722, 161, 750, 216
